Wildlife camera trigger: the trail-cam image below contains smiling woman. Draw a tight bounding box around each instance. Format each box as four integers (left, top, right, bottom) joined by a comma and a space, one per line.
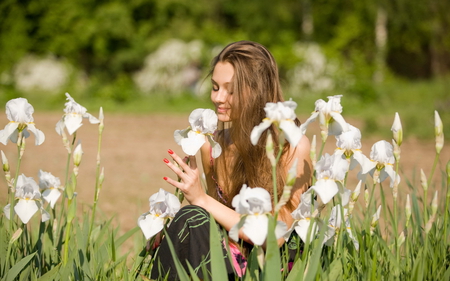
151, 41, 312, 280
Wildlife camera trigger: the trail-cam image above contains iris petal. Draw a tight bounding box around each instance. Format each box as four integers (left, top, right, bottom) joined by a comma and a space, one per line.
243, 215, 268, 246
138, 213, 165, 240
180, 131, 206, 156
311, 179, 339, 204
15, 199, 39, 224
250, 119, 272, 145
279, 120, 303, 147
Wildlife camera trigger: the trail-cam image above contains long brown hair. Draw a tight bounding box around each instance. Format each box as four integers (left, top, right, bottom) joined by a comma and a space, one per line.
210, 41, 299, 213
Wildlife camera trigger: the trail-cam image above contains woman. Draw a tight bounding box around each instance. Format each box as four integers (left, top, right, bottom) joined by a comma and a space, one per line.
151, 41, 312, 280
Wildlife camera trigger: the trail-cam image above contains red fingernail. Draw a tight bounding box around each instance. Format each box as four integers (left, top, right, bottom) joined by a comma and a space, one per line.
163, 177, 168, 181
168, 149, 174, 154
163, 158, 169, 163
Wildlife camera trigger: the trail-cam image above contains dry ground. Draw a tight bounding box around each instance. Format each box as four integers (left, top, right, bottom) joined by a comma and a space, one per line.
0, 112, 449, 240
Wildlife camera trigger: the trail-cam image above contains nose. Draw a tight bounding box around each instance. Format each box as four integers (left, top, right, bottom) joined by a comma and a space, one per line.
212, 88, 228, 103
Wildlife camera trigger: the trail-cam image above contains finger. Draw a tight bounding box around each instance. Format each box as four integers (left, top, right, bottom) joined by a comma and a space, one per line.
168, 150, 192, 172
163, 158, 188, 181
163, 176, 184, 190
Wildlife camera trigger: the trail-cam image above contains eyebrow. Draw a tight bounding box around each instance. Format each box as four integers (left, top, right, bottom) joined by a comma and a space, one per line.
211, 78, 231, 86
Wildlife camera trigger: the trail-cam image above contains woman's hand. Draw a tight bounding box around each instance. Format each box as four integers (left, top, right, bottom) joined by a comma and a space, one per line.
163, 149, 206, 206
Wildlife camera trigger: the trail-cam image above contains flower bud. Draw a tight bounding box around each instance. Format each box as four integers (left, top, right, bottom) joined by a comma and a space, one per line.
405, 194, 411, 227
364, 187, 369, 208
1, 150, 9, 172
99, 107, 104, 134
420, 169, 428, 192
9, 228, 23, 245
391, 112, 403, 146
431, 190, 438, 217
392, 175, 400, 201
435, 111, 444, 154
392, 140, 401, 162
265, 132, 276, 167
371, 205, 381, 228
351, 180, 362, 202
73, 143, 83, 167
286, 158, 298, 186
99, 167, 105, 186
397, 231, 405, 248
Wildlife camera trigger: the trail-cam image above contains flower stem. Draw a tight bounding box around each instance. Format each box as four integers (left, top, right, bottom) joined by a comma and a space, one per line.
427, 152, 440, 189
443, 161, 450, 244
9, 135, 24, 236
88, 122, 104, 247
272, 145, 283, 210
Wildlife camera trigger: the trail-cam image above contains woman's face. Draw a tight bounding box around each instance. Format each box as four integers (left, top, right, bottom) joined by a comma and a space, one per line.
211, 62, 234, 122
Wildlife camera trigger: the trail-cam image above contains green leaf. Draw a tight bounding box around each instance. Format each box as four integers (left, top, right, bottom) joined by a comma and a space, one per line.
303, 225, 327, 281
286, 257, 305, 281
263, 216, 281, 280
186, 263, 201, 281
36, 264, 61, 281
323, 258, 342, 281
209, 215, 228, 281
4, 252, 37, 281
164, 229, 190, 280
115, 226, 140, 248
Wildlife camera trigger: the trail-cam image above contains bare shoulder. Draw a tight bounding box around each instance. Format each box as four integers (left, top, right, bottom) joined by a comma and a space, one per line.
290, 135, 311, 161
287, 135, 313, 194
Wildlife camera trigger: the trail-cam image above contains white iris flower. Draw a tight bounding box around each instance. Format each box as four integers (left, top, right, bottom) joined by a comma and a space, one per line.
361, 140, 400, 187
174, 108, 221, 158
138, 188, 181, 240
251, 100, 303, 147
327, 205, 359, 250
311, 153, 350, 204
0, 98, 45, 145
284, 189, 319, 243
229, 184, 287, 246
55, 93, 100, 136
3, 174, 50, 224
38, 170, 64, 209
300, 95, 349, 137
334, 124, 371, 174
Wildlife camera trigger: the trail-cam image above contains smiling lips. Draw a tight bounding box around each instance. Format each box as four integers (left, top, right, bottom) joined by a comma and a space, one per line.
217, 107, 229, 114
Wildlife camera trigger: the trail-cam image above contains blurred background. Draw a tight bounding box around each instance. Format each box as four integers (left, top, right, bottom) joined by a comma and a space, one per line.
0, 0, 449, 138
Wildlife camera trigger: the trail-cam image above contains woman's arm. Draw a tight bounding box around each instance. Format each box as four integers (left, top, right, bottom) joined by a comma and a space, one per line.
163, 134, 312, 247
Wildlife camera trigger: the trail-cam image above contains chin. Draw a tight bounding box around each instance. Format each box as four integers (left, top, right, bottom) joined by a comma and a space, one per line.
217, 114, 231, 123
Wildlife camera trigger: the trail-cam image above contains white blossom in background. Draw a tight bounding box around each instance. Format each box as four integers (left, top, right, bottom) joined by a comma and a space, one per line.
38, 170, 64, 209
3, 174, 50, 224
55, 93, 100, 135
230, 184, 286, 246
13, 55, 70, 93
138, 188, 181, 240
360, 140, 400, 187
251, 100, 303, 147
301, 95, 349, 138
311, 153, 350, 204
287, 43, 335, 93
133, 39, 204, 95
287, 43, 353, 96
174, 108, 221, 158
0, 98, 45, 145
